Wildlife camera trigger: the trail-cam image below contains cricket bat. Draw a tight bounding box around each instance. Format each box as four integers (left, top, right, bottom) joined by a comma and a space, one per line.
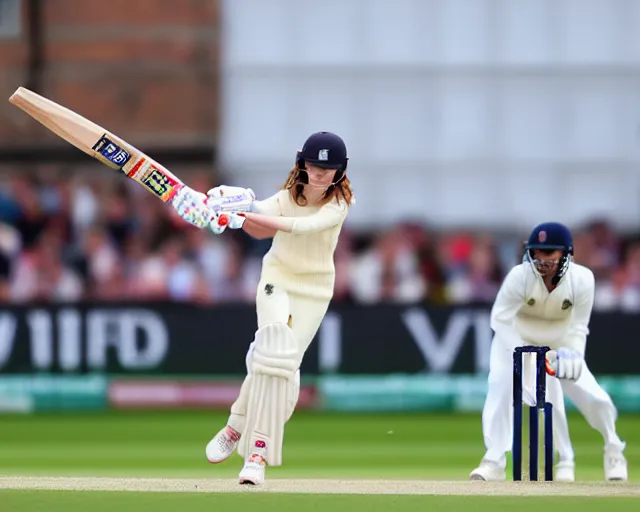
8, 86, 185, 204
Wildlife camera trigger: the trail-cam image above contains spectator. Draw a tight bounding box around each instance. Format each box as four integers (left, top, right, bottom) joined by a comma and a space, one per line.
333, 228, 357, 304
596, 240, 640, 312
10, 228, 83, 302
446, 236, 503, 304
349, 226, 426, 304
137, 237, 203, 301
0, 168, 639, 310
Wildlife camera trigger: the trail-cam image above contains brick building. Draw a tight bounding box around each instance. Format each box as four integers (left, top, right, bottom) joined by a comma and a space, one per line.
0, 0, 220, 174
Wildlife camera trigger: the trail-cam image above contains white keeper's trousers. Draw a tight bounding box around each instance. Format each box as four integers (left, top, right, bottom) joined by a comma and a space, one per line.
481, 336, 625, 467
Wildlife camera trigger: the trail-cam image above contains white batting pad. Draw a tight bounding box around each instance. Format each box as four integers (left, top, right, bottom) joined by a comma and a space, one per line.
238, 323, 299, 466
287, 369, 300, 422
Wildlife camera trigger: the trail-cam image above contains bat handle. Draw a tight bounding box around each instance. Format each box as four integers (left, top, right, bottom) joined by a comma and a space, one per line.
167, 184, 185, 204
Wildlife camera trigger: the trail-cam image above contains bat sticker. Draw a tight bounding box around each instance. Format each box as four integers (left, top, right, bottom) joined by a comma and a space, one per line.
126, 157, 148, 179
139, 166, 179, 202
92, 136, 132, 168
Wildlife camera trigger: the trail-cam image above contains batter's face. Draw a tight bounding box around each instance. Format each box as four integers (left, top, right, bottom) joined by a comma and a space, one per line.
532, 249, 563, 277
305, 164, 337, 189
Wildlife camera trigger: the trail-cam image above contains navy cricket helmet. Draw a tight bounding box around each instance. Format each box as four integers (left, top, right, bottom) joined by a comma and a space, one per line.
524, 222, 574, 284
296, 131, 348, 170
295, 131, 348, 187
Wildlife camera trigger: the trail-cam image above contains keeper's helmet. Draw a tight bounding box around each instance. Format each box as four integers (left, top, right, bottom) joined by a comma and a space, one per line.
524, 222, 574, 285
295, 131, 348, 187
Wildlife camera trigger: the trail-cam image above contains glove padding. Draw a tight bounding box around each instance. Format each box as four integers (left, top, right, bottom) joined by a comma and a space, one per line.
172, 186, 214, 229
226, 212, 246, 229
546, 348, 583, 381
172, 186, 238, 235
208, 212, 246, 235
207, 185, 255, 213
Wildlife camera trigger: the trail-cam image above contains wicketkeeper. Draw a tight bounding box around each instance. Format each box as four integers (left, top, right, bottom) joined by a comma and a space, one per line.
470, 222, 627, 482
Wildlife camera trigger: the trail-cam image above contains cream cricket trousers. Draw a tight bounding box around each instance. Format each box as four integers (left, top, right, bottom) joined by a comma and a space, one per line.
226, 280, 330, 433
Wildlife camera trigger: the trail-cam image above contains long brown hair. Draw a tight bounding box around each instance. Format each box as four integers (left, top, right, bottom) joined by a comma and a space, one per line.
282, 167, 354, 207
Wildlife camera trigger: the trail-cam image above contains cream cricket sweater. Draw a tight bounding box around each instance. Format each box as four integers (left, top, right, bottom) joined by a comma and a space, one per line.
252, 190, 350, 301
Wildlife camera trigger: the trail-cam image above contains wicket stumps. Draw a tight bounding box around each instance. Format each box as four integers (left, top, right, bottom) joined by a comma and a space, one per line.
512, 346, 554, 481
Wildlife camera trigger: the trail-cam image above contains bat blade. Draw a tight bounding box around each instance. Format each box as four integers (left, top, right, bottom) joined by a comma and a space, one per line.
8, 87, 184, 203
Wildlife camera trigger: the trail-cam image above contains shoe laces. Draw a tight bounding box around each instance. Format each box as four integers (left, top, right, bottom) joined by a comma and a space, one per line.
218, 426, 241, 451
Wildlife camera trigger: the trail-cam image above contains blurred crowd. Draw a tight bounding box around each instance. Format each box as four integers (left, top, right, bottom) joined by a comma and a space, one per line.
0, 170, 638, 312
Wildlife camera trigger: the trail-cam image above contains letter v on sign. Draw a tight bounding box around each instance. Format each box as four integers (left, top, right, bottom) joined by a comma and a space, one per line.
0, 313, 17, 368
401, 308, 472, 372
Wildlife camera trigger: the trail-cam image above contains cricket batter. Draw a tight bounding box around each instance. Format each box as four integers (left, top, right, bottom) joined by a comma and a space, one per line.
469, 222, 627, 482
172, 131, 353, 484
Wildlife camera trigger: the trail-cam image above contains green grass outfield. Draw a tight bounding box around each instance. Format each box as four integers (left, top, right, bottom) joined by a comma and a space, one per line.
0, 410, 638, 510
0, 492, 638, 512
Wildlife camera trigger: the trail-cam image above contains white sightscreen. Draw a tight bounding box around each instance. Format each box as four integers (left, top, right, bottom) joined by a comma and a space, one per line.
218, 0, 640, 230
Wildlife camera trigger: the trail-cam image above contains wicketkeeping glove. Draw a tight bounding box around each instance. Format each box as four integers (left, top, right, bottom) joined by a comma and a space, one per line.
546, 347, 583, 381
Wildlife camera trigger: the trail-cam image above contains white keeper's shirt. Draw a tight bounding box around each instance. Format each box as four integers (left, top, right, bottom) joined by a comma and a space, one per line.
490, 261, 595, 355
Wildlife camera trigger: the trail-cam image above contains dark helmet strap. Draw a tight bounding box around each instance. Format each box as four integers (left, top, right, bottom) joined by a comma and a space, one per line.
330, 169, 346, 187
294, 159, 346, 187
296, 168, 309, 184
551, 252, 571, 285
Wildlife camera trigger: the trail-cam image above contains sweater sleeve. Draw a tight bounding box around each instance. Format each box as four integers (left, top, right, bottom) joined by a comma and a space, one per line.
251, 191, 283, 216
275, 201, 348, 234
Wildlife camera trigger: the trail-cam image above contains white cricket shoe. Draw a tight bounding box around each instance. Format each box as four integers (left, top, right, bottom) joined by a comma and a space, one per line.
469, 459, 506, 481
555, 460, 575, 482
239, 453, 266, 485
604, 446, 628, 481
205, 425, 241, 464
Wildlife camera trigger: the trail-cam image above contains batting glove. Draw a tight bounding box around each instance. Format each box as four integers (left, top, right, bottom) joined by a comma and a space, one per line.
172, 186, 214, 229
207, 185, 255, 213
226, 212, 246, 229
207, 212, 245, 235
208, 212, 229, 235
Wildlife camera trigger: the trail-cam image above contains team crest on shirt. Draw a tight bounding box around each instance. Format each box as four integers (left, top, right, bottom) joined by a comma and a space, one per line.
561, 299, 573, 310
527, 298, 535, 306
265, 284, 274, 296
